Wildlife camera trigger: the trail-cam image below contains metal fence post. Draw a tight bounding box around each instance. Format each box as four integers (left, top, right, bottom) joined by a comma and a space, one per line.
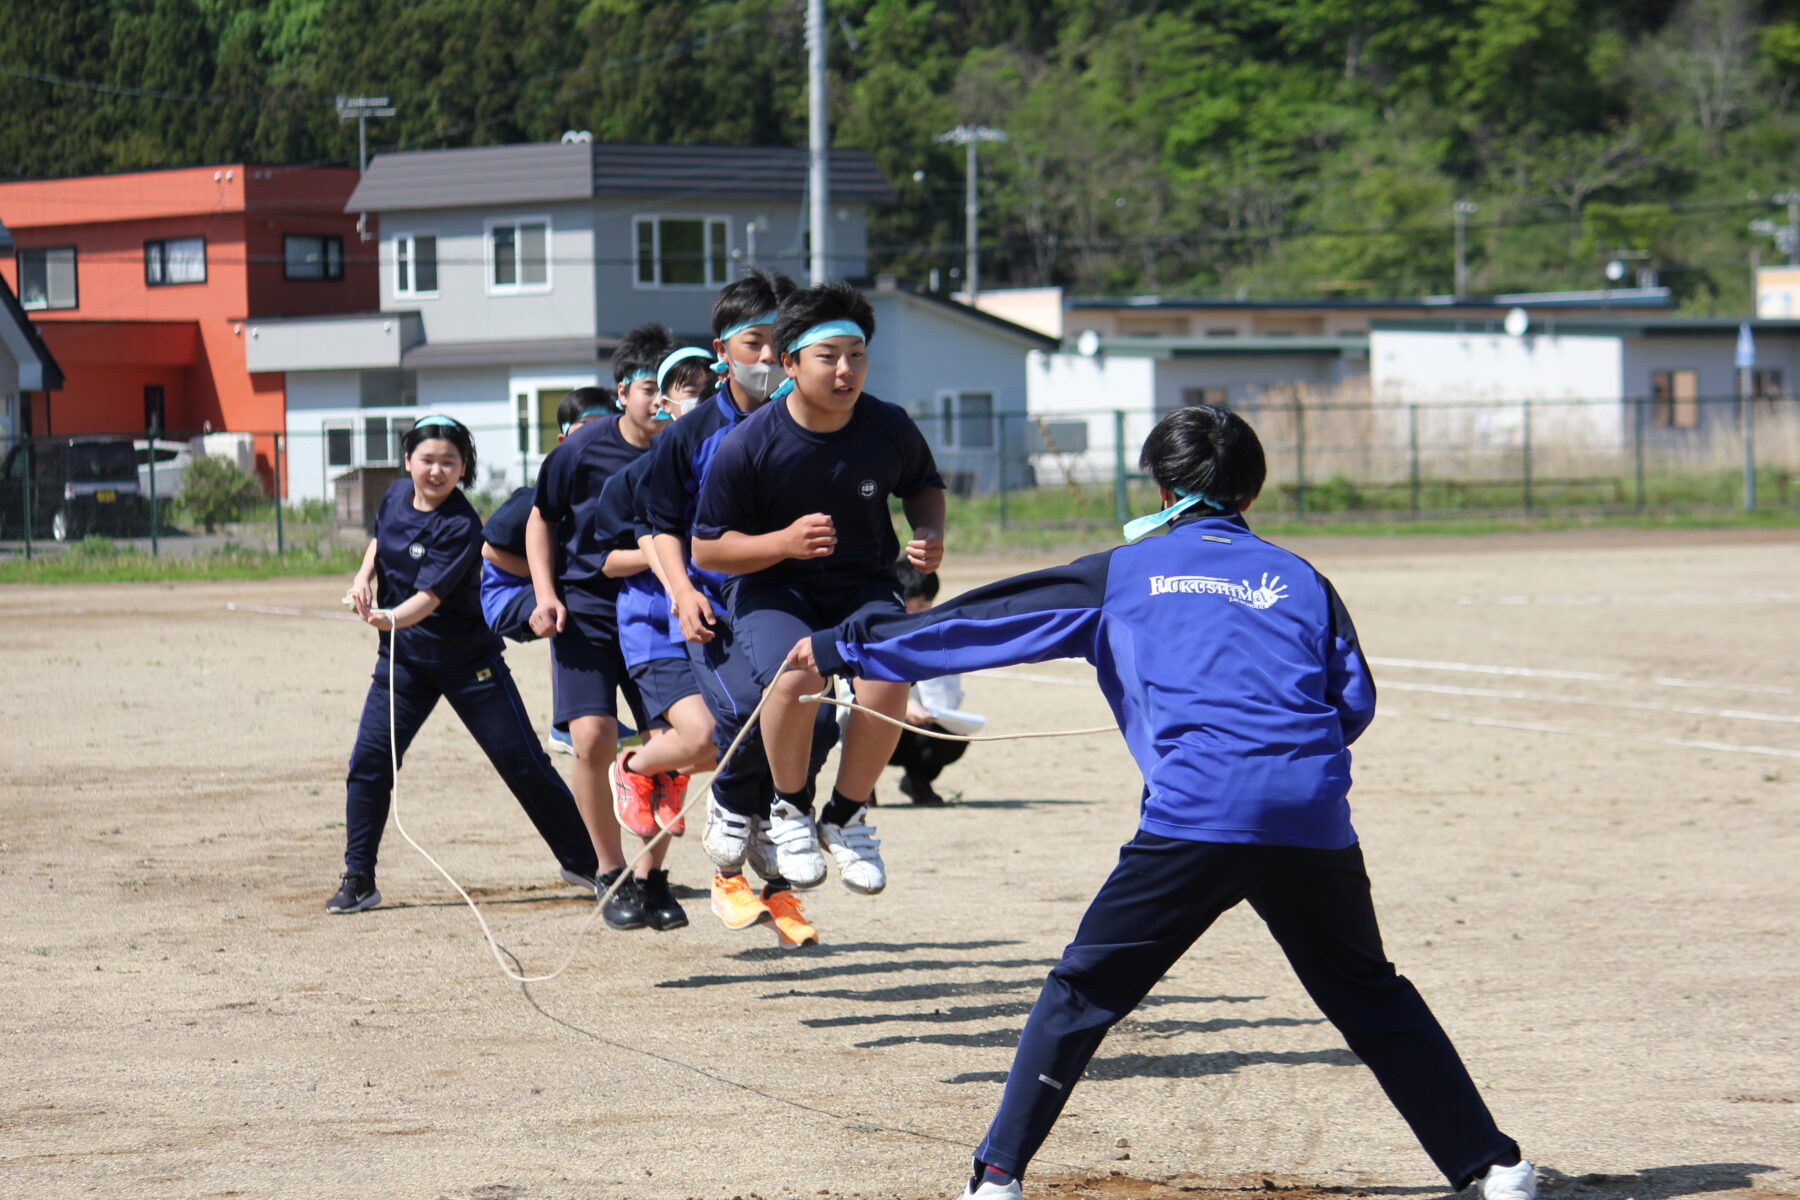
275, 433, 286, 555
1408, 404, 1421, 519
1521, 399, 1533, 515
20, 437, 33, 560
1744, 392, 1758, 512
1293, 393, 1307, 518
1633, 398, 1646, 512
996, 414, 1009, 531
1112, 409, 1128, 525
147, 427, 160, 557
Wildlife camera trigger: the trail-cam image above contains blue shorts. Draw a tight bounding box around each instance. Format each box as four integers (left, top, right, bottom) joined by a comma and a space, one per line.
733, 576, 906, 687
479, 565, 537, 643
630, 655, 701, 724
551, 608, 648, 731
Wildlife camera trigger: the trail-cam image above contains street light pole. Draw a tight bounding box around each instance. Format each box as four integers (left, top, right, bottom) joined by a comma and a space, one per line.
338, 95, 396, 244
806, 0, 829, 285
1453, 200, 1478, 298
935, 124, 1008, 303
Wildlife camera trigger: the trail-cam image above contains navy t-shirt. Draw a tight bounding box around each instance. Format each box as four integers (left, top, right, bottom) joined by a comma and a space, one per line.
372, 478, 500, 665
637, 386, 752, 603
693, 392, 944, 588
482, 486, 534, 557
532, 415, 646, 619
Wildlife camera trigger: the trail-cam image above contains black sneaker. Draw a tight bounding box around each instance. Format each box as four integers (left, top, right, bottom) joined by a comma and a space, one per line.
558, 865, 599, 893
898, 774, 946, 806
599, 869, 647, 931
639, 868, 689, 931
325, 873, 381, 914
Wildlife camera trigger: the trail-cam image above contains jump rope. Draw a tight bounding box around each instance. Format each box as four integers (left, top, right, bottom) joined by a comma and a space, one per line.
351, 584, 1116, 985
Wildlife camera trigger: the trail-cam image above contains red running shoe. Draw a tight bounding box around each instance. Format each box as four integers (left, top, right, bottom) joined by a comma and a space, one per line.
654, 771, 690, 836
610, 750, 659, 839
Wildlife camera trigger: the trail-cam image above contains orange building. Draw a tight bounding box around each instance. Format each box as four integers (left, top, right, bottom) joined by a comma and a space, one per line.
0, 165, 375, 487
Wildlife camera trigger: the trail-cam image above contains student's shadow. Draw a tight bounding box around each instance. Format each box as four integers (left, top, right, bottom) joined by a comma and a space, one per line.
1534, 1164, 1778, 1200
946, 798, 1098, 810
655, 955, 1058, 990
944, 1046, 1358, 1084
799, 990, 1260, 1029
854, 1014, 1324, 1050
720, 938, 1021, 962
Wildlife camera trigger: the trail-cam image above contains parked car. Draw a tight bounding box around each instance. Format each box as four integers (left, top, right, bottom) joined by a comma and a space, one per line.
0, 437, 148, 541
134, 438, 193, 499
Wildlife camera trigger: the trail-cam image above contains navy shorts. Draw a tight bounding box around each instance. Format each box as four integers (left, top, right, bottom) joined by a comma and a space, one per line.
734, 576, 906, 686
629, 653, 701, 724
551, 608, 648, 731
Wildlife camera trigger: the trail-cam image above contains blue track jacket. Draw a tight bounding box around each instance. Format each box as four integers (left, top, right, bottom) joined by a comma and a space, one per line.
810, 514, 1376, 848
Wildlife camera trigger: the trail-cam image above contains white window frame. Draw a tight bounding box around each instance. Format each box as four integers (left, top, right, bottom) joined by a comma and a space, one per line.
632, 213, 733, 289
18, 245, 77, 311
485, 214, 553, 295
323, 421, 355, 471
393, 231, 440, 298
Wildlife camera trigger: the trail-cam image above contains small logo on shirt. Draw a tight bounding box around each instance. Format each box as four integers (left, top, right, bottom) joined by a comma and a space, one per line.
475, 667, 493, 682
1148, 572, 1288, 610
858, 479, 877, 498
408, 543, 426, 560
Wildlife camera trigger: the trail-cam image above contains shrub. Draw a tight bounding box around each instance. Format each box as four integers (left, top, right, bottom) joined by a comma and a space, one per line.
180, 456, 264, 533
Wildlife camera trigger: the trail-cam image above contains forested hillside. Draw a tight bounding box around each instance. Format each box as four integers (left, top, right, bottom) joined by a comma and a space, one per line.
6, 0, 1800, 309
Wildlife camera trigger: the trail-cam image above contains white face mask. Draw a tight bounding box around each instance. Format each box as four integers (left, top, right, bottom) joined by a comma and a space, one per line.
729, 360, 782, 404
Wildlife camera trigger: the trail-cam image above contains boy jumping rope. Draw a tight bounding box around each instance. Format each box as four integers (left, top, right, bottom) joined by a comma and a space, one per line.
692, 280, 946, 895
786, 405, 1538, 1200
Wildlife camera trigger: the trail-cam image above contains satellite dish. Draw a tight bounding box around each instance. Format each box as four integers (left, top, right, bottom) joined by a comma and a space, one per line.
1076, 329, 1102, 357
1503, 307, 1530, 337
1605, 259, 1626, 282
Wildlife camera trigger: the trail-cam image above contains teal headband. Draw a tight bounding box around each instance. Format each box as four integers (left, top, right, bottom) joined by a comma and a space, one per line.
1121, 488, 1229, 543
766, 320, 870, 402
656, 346, 714, 394
560, 404, 615, 435
412, 414, 463, 432
618, 368, 654, 387
717, 312, 776, 344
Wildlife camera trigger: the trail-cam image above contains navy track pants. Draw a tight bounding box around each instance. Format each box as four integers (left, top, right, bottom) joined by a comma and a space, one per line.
976, 833, 1516, 1190
342, 650, 598, 879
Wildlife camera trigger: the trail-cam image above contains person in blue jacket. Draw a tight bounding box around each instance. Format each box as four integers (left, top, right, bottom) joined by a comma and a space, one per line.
330, 416, 600, 915
786, 405, 1538, 1200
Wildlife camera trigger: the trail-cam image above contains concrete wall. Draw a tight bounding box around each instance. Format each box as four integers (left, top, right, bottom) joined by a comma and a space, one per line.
376, 202, 596, 344
1150, 353, 1361, 410
1025, 351, 1159, 484
245, 313, 420, 372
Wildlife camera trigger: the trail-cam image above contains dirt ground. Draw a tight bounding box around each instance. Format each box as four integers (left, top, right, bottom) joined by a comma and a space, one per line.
3, 528, 1797, 1200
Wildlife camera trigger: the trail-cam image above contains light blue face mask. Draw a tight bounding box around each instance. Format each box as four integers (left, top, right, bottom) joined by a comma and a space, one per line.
767, 319, 868, 403
1121, 488, 1228, 542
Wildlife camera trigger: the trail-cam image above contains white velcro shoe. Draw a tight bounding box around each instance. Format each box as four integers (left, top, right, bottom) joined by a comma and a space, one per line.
1477, 1160, 1537, 1200
702, 794, 751, 869
962, 1178, 1021, 1199
766, 799, 827, 888
745, 816, 781, 882
819, 807, 886, 894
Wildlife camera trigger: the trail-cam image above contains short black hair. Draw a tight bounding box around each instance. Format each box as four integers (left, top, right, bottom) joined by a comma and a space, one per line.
612, 323, 675, 387
895, 557, 940, 603
402, 416, 477, 488
711, 267, 796, 339
1138, 405, 1265, 510
558, 385, 616, 430
773, 280, 875, 357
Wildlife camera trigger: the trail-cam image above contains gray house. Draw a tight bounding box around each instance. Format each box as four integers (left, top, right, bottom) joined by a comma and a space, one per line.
0, 218, 65, 447
251, 141, 899, 500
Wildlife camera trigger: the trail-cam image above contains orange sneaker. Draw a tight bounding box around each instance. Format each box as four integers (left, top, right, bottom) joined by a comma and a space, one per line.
654, 771, 690, 836
709, 872, 769, 930
610, 750, 659, 839
762, 886, 819, 950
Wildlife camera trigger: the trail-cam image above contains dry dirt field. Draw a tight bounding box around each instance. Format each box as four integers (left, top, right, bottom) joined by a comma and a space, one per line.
3, 528, 1797, 1200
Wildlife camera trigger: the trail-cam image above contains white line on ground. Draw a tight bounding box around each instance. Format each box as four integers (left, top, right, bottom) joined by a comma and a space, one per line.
1456, 590, 1800, 607
1387, 707, 1800, 760
1380, 679, 1800, 725
225, 602, 360, 622
1370, 655, 1796, 696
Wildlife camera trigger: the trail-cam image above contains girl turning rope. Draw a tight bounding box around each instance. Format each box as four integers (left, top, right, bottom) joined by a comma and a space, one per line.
787, 405, 1539, 1200
330, 417, 602, 915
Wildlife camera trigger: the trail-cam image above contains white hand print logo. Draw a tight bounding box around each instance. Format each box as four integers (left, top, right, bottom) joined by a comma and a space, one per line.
1239, 573, 1288, 610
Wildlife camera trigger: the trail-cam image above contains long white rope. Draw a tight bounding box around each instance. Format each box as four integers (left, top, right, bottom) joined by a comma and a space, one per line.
356, 594, 1116, 983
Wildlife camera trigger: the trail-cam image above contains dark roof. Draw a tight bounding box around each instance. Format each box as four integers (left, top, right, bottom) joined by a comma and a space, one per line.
0, 274, 65, 391
403, 336, 616, 369
348, 141, 893, 212
1069, 288, 1671, 312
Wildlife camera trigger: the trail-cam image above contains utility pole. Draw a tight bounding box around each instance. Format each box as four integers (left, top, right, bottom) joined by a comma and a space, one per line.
1453, 200, 1478, 299
805, 0, 829, 285
935, 124, 1008, 303
338, 95, 396, 244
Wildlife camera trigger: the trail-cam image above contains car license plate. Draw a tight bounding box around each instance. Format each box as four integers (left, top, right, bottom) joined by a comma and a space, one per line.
97, 489, 116, 502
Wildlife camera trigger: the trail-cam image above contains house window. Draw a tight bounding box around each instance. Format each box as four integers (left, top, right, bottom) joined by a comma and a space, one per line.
360, 415, 416, 466
516, 388, 569, 454
1753, 368, 1785, 400
395, 233, 438, 295
938, 394, 956, 447
633, 215, 730, 287
145, 237, 207, 286
1650, 369, 1699, 428
325, 424, 354, 470
489, 218, 551, 292
1183, 387, 1228, 407
358, 370, 418, 408
285, 234, 344, 280
957, 392, 996, 449
17, 246, 77, 310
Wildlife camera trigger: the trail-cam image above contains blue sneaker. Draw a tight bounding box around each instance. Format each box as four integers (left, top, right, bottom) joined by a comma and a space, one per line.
548, 726, 573, 755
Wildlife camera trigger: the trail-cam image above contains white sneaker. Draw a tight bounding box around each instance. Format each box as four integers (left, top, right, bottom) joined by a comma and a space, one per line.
745, 816, 781, 882
819, 807, 885, 894
765, 799, 827, 888
1477, 1160, 1537, 1200
962, 1178, 1021, 1199
702, 794, 751, 868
